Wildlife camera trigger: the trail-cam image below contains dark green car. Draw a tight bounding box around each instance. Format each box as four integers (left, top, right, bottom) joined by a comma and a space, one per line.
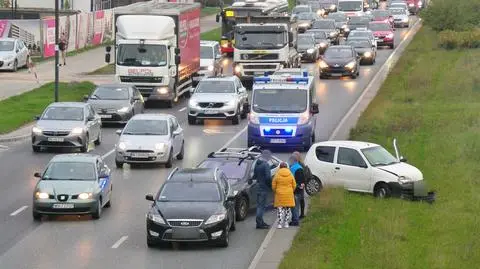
32, 154, 113, 221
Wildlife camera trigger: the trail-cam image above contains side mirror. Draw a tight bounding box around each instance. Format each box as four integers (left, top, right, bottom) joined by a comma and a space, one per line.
105, 45, 112, 53
216, 14, 220, 22
288, 32, 294, 42
400, 156, 407, 162
175, 55, 181, 65
116, 129, 122, 135
145, 194, 154, 201
289, 42, 294, 47
189, 87, 195, 94
172, 130, 180, 137
105, 53, 111, 63
174, 48, 180, 55
87, 116, 95, 121
359, 163, 368, 168
34, 172, 41, 178
83, 95, 89, 102
243, 102, 250, 113
310, 103, 319, 114
34, 115, 40, 120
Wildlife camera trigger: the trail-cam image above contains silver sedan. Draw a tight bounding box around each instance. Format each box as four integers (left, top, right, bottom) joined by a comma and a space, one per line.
32, 102, 102, 152
115, 114, 185, 168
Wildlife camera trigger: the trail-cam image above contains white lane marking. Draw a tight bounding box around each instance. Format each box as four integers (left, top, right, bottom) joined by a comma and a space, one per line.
10, 205, 28, 216
247, 219, 278, 269
220, 126, 248, 149
102, 148, 115, 159
328, 18, 421, 140
0, 145, 8, 149
178, 107, 186, 112
111, 235, 128, 249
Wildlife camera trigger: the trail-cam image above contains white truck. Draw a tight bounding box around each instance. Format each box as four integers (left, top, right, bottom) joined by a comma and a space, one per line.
232, 14, 301, 87
337, 0, 367, 17
105, 1, 201, 107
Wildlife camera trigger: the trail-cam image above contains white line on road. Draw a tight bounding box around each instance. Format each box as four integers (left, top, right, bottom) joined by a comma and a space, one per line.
0, 145, 8, 149
102, 148, 115, 159
10, 206, 28, 216
178, 107, 186, 112
111, 235, 128, 249
220, 126, 248, 149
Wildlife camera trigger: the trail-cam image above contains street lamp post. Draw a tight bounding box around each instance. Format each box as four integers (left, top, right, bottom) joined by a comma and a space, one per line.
54, 0, 59, 102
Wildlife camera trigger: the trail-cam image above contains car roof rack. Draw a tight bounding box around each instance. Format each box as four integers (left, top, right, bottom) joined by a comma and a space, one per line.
166, 167, 179, 180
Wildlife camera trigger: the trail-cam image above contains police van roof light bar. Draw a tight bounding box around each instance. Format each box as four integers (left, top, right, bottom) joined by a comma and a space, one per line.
253, 76, 309, 84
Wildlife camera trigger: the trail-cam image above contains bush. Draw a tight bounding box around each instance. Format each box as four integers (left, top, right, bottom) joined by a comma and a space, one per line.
438, 29, 480, 49
421, 0, 480, 32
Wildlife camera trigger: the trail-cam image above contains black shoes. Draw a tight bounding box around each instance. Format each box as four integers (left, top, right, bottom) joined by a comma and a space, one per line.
299, 215, 306, 219
256, 224, 270, 229
289, 222, 299, 226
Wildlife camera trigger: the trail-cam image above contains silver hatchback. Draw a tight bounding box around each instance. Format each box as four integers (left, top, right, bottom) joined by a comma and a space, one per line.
32, 102, 102, 152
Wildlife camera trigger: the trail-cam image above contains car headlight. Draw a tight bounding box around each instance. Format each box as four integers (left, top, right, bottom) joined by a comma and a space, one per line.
319, 60, 328, 69
341, 24, 347, 29
205, 213, 226, 225
317, 9, 325, 16
189, 99, 197, 107
248, 112, 259, 124
32, 126, 42, 134
330, 32, 336, 37
117, 106, 130, 113
319, 43, 327, 47
402, 17, 409, 22
386, 33, 394, 39
398, 176, 413, 184
297, 111, 310, 125
307, 48, 315, 54
345, 61, 356, 69
234, 65, 242, 73
299, 23, 309, 28
364, 51, 372, 57
118, 142, 126, 150
408, 3, 414, 6
156, 87, 169, 95
71, 127, 84, 135
225, 99, 235, 107
330, 4, 336, 10
207, 65, 214, 72
155, 143, 166, 151
78, 192, 93, 200
147, 212, 166, 224
344, 27, 350, 32
35, 192, 49, 199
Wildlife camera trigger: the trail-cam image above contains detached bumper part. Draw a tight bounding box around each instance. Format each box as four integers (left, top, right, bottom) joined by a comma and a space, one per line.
388, 181, 436, 203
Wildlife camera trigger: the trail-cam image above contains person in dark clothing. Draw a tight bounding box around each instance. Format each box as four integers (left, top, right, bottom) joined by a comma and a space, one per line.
58, 32, 67, 66
250, 150, 273, 229
288, 155, 305, 226
292, 151, 311, 218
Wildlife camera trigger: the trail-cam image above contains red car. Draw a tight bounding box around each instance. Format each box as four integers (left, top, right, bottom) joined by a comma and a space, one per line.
368, 21, 395, 49
371, 10, 394, 28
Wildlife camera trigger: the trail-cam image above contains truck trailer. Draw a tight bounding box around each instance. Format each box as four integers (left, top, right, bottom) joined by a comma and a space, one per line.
105, 1, 201, 107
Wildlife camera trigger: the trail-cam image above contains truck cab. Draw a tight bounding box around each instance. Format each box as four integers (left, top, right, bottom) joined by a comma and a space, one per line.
337, 0, 367, 17
247, 73, 319, 151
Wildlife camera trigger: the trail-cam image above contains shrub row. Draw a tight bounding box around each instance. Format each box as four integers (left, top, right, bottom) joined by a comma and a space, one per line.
438, 29, 480, 49
421, 0, 480, 32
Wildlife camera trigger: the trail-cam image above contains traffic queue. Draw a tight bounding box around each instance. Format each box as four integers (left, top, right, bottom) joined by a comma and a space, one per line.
28, 0, 434, 249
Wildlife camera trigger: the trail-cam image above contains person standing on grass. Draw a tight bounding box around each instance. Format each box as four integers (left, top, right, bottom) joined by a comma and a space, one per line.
249, 150, 273, 229
58, 32, 67, 66
272, 162, 296, 229
288, 155, 306, 226
292, 151, 311, 219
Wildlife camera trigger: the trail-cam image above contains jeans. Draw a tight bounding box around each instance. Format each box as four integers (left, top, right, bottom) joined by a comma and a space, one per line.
256, 191, 268, 226
291, 193, 301, 224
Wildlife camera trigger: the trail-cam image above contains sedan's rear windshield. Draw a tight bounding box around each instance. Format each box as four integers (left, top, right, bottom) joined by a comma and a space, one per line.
41, 107, 84, 121
0, 41, 14, 51
198, 160, 249, 180
43, 162, 96, 181
158, 182, 221, 202
325, 48, 353, 58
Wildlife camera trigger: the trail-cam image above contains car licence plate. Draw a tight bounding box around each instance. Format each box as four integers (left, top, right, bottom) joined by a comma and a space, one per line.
132, 153, 149, 158
254, 71, 264, 75
52, 204, 74, 209
331, 73, 342, 77
99, 114, 112, 118
270, 139, 286, 144
47, 137, 64, 142
171, 228, 200, 239
203, 109, 217, 114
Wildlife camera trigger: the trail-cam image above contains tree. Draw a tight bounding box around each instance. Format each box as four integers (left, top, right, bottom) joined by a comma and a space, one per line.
64, 0, 70, 9
3, 0, 11, 8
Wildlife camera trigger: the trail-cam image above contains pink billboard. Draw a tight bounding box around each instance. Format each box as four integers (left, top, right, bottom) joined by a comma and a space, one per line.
0, 20, 9, 38
43, 18, 56, 58
92, 10, 105, 45
178, 8, 200, 80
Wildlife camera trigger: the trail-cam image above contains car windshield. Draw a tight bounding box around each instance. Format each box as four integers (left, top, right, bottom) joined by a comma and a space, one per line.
297, 35, 315, 46
41, 107, 84, 121
346, 40, 371, 48
361, 146, 399, 166
324, 48, 353, 58
389, 8, 405, 14
43, 162, 96, 181
158, 182, 221, 202
199, 160, 249, 181
235, 30, 286, 49
312, 20, 335, 29
369, 23, 392, 31
0, 40, 14, 51
91, 87, 129, 100
253, 88, 307, 113
350, 17, 369, 23
297, 12, 315, 20
201, 46, 214, 59
338, 1, 363, 11
372, 10, 390, 17
293, 6, 310, 14
123, 119, 168, 135
328, 13, 347, 21
195, 81, 235, 93
349, 31, 371, 38
307, 30, 328, 39
117, 44, 167, 67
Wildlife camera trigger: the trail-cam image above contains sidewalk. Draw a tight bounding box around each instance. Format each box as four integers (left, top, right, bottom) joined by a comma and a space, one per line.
0, 14, 219, 101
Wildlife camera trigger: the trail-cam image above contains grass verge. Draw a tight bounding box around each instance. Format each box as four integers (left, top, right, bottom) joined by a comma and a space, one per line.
280, 26, 480, 268
32, 42, 113, 64
0, 81, 96, 134
201, 27, 221, 41
201, 7, 220, 17
87, 64, 114, 75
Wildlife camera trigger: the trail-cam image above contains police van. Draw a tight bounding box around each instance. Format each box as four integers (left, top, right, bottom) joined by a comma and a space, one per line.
247, 72, 319, 151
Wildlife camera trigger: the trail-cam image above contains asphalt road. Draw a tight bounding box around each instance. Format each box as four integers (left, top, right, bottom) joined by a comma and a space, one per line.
0, 17, 417, 269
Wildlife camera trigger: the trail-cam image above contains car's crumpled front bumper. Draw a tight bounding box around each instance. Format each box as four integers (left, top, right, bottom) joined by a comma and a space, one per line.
388, 180, 436, 203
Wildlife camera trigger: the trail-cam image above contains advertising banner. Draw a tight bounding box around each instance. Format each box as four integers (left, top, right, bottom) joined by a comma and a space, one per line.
76, 13, 88, 50
66, 15, 77, 52
102, 9, 113, 43
42, 18, 56, 58
178, 8, 200, 80
0, 20, 9, 38
92, 10, 105, 45
87, 12, 95, 45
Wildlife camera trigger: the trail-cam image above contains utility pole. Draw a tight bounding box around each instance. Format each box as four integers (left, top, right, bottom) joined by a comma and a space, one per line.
54, 0, 59, 102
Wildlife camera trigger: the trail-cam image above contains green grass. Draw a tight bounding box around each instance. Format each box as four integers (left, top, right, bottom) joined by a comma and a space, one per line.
201, 7, 220, 17
201, 27, 221, 41
280, 26, 480, 269
0, 81, 96, 134
88, 64, 114, 75
32, 42, 112, 64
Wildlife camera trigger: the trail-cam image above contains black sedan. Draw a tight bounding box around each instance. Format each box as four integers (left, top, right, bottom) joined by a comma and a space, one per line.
85, 84, 145, 124
305, 29, 330, 54
346, 39, 377, 65
311, 19, 340, 44
145, 168, 236, 247
319, 45, 361, 79
197, 147, 282, 221
347, 16, 372, 31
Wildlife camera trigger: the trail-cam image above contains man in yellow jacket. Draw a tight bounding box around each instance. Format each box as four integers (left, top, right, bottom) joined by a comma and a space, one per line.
272, 162, 296, 229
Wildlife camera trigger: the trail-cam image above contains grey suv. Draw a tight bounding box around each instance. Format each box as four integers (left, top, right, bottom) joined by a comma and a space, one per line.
188, 76, 249, 125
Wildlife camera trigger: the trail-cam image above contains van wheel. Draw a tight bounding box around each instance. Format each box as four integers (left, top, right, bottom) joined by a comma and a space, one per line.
81, 134, 89, 152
